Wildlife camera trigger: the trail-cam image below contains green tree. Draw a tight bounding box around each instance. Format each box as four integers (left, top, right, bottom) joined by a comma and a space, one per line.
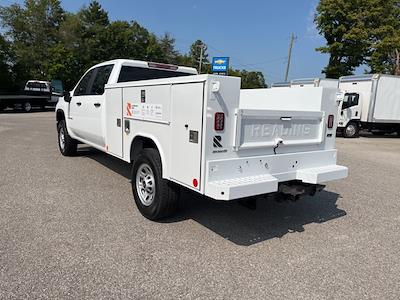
239, 70, 267, 89
158, 33, 179, 64
229, 68, 266, 89
315, 0, 400, 77
188, 40, 209, 72
0, 0, 267, 91
77, 0, 110, 69
0, 33, 15, 91
315, 0, 369, 78
366, 1, 400, 74
0, 0, 64, 82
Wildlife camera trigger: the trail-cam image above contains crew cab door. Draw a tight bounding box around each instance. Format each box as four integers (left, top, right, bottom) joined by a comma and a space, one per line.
69, 69, 95, 140
69, 65, 113, 147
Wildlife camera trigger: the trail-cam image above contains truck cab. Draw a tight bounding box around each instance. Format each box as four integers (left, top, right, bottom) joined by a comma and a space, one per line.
60, 60, 197, 148
337, 92, 362, 137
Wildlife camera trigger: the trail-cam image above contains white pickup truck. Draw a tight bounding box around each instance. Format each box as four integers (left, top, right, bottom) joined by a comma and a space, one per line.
56, 59, 348, 220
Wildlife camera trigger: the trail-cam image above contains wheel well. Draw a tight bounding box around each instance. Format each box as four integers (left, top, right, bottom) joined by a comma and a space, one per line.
56, 110, 65, 123
130, 136, 159, 163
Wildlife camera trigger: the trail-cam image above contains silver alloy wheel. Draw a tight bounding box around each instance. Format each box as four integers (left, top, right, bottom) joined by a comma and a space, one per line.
345, 124, 356, 137
24, 102, 32, 112
136, 163, 156, 206
59, 127, 65, 151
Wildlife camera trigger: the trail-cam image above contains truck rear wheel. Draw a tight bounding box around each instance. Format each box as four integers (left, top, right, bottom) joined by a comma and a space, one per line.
132, 148, 179, 220
57, 120, 77, 156
343, 122, 359, 138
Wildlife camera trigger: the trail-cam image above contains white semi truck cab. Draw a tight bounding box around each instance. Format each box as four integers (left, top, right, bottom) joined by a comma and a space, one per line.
56, 59, 347, 220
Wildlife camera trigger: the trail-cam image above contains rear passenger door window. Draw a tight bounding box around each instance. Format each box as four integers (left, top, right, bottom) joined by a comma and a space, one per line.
74, 69, 95, 96
90, 65, 114, 95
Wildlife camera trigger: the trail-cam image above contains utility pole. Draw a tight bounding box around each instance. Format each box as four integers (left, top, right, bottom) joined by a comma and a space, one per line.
198, 44, 204, 74
284, 33, 296, 82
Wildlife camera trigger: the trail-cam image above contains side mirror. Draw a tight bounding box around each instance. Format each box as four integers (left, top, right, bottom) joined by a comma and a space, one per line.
64, 91, 71, 103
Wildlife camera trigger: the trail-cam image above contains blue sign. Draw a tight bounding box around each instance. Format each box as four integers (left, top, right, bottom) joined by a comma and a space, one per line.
212, 57, 229, 74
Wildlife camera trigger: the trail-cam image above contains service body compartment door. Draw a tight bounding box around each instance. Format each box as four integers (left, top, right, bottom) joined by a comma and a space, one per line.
105, 88, 123, 157
170, 83, 204, 190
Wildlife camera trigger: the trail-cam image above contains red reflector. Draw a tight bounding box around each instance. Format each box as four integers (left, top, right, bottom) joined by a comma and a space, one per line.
328, 115, 334, 129
214, 112, 225, 131
193, 178, 198, 188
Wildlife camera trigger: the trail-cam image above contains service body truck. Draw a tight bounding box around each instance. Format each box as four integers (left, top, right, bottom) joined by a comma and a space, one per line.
56, 59, 348, 220
338, 74, 400, 137
291, 78, 339, 89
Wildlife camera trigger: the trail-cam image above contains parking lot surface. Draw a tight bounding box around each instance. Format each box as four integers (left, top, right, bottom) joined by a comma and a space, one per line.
1, 111, 400, 299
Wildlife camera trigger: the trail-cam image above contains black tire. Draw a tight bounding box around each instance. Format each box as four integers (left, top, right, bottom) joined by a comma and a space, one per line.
23, 101, 32, 113
57, 119, 77, 156
343, 122, 359, 138
132, 148, 179, 220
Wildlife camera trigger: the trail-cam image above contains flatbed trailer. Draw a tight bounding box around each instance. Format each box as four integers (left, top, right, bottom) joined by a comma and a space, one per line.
0, 80, 52, 112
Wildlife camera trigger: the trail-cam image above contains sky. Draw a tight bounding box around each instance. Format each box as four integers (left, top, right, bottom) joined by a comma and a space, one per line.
1, 0, 331, 84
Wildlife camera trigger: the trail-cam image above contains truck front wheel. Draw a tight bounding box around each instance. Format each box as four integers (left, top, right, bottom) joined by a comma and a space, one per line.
343, 122, 359, 138
132, 148, 179, 220
57, 120, 77, 156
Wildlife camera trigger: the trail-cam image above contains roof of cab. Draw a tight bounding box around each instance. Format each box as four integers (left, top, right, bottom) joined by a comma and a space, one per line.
90, 59, 198, 75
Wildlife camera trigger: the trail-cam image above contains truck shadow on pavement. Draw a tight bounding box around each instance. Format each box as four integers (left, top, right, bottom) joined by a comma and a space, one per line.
83, 147, 346, 246
169, 190, 345, 246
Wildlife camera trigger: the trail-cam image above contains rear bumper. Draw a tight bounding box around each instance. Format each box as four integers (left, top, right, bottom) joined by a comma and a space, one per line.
204, 150, 348, 200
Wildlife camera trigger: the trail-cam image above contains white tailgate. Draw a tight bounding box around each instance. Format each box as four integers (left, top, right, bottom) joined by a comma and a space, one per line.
233, 109, 325, 151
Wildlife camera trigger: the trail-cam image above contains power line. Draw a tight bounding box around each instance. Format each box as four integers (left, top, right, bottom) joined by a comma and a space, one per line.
174, 38, 288, 75
206, 43, 287, 70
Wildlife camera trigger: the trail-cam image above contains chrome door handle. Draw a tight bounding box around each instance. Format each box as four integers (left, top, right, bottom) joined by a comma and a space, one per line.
94, 103, 101, 108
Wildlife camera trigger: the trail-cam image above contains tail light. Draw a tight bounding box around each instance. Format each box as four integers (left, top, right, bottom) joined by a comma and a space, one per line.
328, 114, 334, 129
214, 112, 225, 131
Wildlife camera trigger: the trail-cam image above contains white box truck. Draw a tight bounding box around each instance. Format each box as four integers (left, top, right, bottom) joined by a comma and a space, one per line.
56, 59, 347, 220
338, 74, 400, 137
291, 78, 339, 89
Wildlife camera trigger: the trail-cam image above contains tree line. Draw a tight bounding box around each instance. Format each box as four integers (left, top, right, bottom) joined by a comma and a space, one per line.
0, 0, 266, 92
315, 0, 400, 78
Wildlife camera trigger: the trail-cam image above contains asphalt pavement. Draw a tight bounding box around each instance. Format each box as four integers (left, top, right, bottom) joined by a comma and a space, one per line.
1, 111, 400, 299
